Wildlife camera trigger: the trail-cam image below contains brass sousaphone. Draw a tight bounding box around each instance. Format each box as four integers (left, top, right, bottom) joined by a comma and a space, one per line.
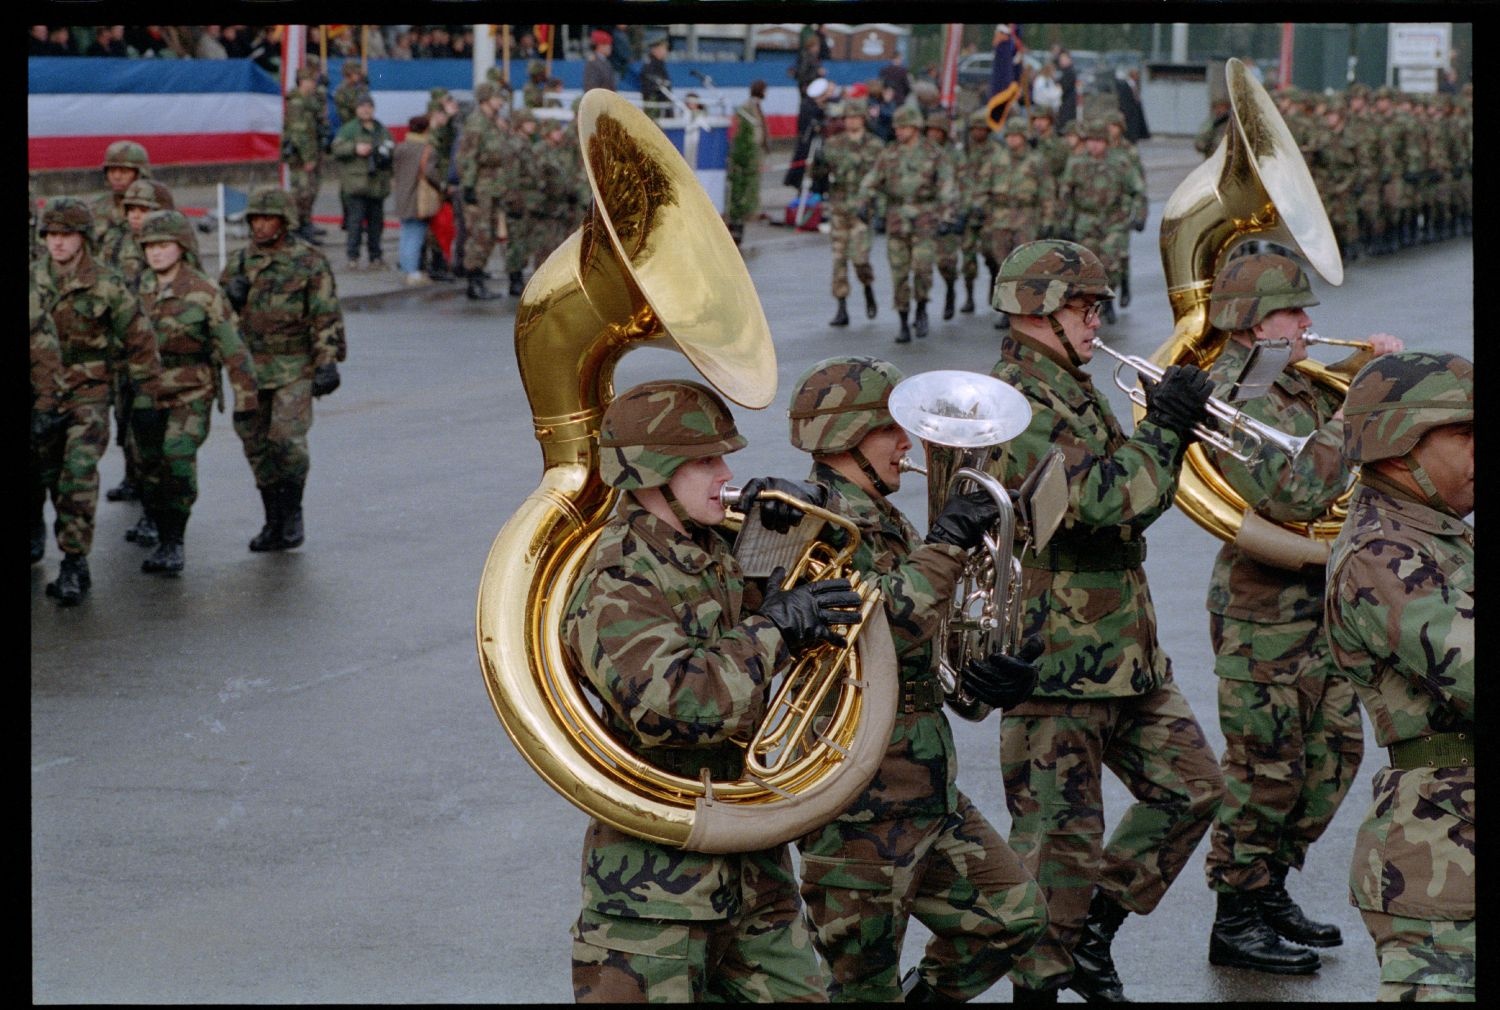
1155, 58, 1358, 551
476, 91, 897, 854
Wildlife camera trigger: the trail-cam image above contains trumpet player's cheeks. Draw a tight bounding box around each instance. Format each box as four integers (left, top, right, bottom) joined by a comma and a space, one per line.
1248, 307, 1314, 363
670, 455, 733, 526
862, 423, 913, 493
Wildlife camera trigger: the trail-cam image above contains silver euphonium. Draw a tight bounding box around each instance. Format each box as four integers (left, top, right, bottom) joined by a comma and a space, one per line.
888, 371, 1034, 721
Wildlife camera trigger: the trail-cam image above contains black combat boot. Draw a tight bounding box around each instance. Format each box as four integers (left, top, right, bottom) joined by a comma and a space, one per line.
830, 298, 849, 327
864, 283, 879, 319
1012, 984, 1060, 1004
124, 513, 159, 546
914, 300, 929, 339
1102, 300, 1117, 325
1257, 863, 1341, 947
45, 552, 90, 606
943, 280, 956, 320
897, 310, 912, 344
1068, 888, 1130, 1002
1119, 265, 1131, 307
248, 485, 284, 552
278, 481, 305, 549
1209, 890, 1321, 974
31, 517, 46, 565
900, 968, 941, 1002
728, 222, 744, 246
142, 512, 185, 575
466, 270, 500, 301
105, 477, 139, 502
961, 277, 976, 313
508, 270, 525, 296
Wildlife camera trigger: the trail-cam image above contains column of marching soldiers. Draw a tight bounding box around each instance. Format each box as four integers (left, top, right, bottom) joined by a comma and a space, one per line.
817, 80, 1474, 346
29, 62, 597, 606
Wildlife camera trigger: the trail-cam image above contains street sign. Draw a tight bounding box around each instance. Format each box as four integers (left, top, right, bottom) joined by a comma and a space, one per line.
1389, 23, 1449, 68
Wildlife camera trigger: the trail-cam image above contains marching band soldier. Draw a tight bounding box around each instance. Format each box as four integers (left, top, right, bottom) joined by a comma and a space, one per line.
1103, 110, 1147, 308
982, 119, 1058, 332
457, 80, 508, 300
30, 273, 66, 566
776, 356, 1048, 1002
1056, 121, 1142, 325
1199, 254, 1402, 974
858, 104, 958, 344
282, 65, 326, 245
500, 107, 545, 297
958, 110, 998, 315
1325, 352, 1473, 1001
986, 241, 1225, 1002
813, 96, 884, 327
1027, 105, 1070, 180
924, 112, 964, 322
563, 379, 861, 1002
1309, 98, 1361, 263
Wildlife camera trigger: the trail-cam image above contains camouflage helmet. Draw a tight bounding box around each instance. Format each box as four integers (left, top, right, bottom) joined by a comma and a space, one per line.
245, 186, 297, 226
1079, 118, 1109, 140
892, 104, 924, 129
1208, 253, 1319, 331
137, 209, 194, 250
39, 196, 93, 236
528, 59, 546, 77
993, 240, 1114, 315
1003, 117, 1030, 138
102, 139, 150, 171
598, 380, 746, 490
511, 106, 536, 128
842, 97, 869, 118
1104, 109, 1126, 127
121, 179, 160, 210
474, 80, 501, 104
1341, 352, 1473, 464
967, 108, 991, 130
924, 111, 951, 134
788, 356, 906, 454
1063, 120, 1084, 138
295, 65, 319, 83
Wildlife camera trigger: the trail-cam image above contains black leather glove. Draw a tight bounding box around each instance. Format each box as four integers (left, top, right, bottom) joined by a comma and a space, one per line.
1132, 216, 1147, 232
231, 409, 258, 426
30, 409, 64, 443
738, 477, 828, 535
224, 274, 251, 313
310, 363, 341, 397
1142, 363, 1213, 438
130, 406, 170, 449
936, 219, 959, 237
856, 204, 871, 225
462, 186, 478, 205
925, 489, 1001, 551
759, 567, 863, 653
1037, 224, 1055, 240
280, 138, 296, 161
960, 635, 1044, 710
1058, 226, 1076, 242
956, 210, 971, 233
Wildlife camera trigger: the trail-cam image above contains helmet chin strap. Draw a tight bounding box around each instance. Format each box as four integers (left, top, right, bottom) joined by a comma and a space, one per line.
849, 446, 894, 496
657, 484, 699, 528
1404, 457, 1457, 515
1048, 313, 1087, 370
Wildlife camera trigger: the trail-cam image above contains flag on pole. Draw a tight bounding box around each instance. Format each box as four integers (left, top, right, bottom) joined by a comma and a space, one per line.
279, 25, 306, 190
985, 24, 1025, 131
534, 25, 551, 55
939, 24, 963, 110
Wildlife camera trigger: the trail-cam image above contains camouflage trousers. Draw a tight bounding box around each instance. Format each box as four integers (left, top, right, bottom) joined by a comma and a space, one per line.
137, 397, 213, 524
461, 192, 503, 273
232, 379, 313, 489
503, 210, 544, 274
827, 209, 873, 299
935, 230, 960, 285
532, 214, 570, 270
883, 212, 938, 312
1204, 615, 1364, 893
287, 162, 321, 233
33, 400, 111, 556
959, 217, 989, 282
797, 792, 1047, 1002
570, 895, 828, 1002
1001, 682, 1225, 989
983, 226, 1026, 283
1072, 215, 1129, 287
1381, 178, 1409, 229
113, 374, 143, 488
1360, 912, 1474, 1001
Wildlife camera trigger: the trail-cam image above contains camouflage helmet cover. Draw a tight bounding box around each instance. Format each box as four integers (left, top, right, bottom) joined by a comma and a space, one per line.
993, 240, 1114, 315
528, 59, 546, 76
924, 111, 951, 134
474, 80, 501, 104
892, 104, 924, 129
788, 356, 906, 454
1341, 352, 1473, 463
1208, 253, 1319, 331
598, 380, 746, 489
39, 196, 93, 236
296, 66, 319, 83
511, 106, 536, 127
842, 97, 869, 118
122, 179, 160, 210
102, 139, 150, 171
245, 186, 297, 226
967, 108, 991, 129
137, 208, 195, 250
1079, 117, 1109, 140
1003, 117, 1030, 137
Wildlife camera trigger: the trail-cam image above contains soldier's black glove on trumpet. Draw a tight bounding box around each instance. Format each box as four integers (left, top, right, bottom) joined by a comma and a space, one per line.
738, 477, 827, 534
310, 363, 341, 397
925, 489, 1000, 551
760, 567, 862, 652
961, 635, 1044, 710
1142, 363, 1213, 438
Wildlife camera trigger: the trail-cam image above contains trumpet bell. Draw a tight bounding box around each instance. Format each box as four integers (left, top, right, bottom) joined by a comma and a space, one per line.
888, 370, 1033, 449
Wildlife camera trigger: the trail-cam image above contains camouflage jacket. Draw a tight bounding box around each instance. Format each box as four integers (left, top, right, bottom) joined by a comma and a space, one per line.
563, 499, 793, 921
426, 118, 457, 186
859, 137, 958, 219
97, 228, 147, 292
811, 462, 966, 821
332, 81, 364, 129
331, 118, 394, 199
457, 109, 507, 195
1310, 127, 1358, 199
1032, 132, 1071, 178
959, 138, 1000, 217
221, 237, 345, 389
500, 132, 546, 215
33, 251, 162, 408
1326, 474, 1473, 919
1342, 114, 1381, 188
989, 334, 1187, 699
1194, 113, 1230, 158
1205, 340, 1353, 623
538, 140, 581, 219
1058, 150, 1143, 233
815, 129, 886, 214
282, 90, 323, 167
138, 263, 258, 413
982, 146, 1057, 233
30, 272, 65, 414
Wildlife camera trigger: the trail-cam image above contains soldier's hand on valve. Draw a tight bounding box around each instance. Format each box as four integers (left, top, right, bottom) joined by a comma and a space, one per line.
925, 489, 1001, 551
759, 567, 863, 652
1143, 363, 1213, 438
738, 477, 827, 534
310, 363, 341, 397
1366, 333, 1405, 356
961, 635, 1044, 710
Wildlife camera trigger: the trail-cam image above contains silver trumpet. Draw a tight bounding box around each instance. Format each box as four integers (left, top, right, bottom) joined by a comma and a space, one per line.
1090, 338, 1313, 462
